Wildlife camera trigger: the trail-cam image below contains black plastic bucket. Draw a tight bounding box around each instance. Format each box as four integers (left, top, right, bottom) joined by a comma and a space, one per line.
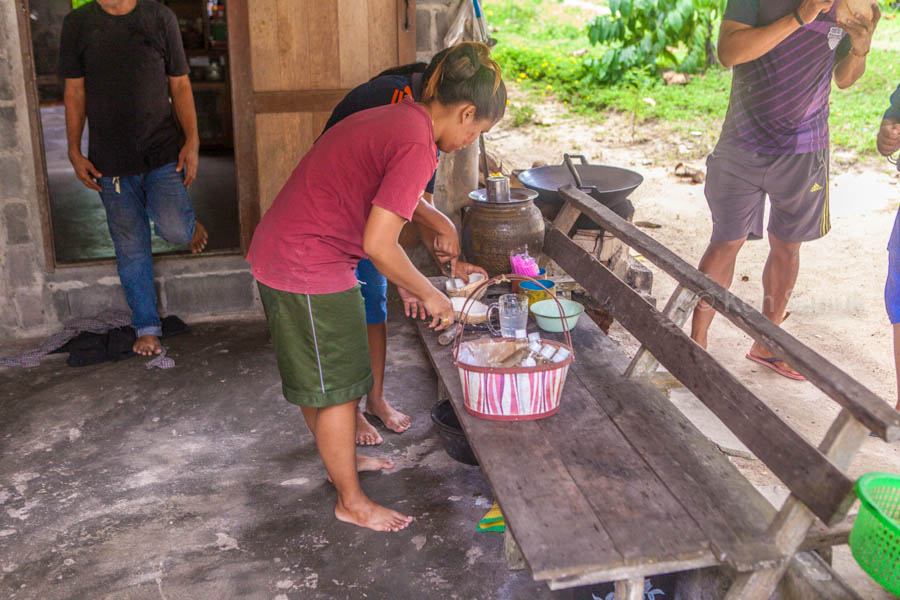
431, 400, 479, 466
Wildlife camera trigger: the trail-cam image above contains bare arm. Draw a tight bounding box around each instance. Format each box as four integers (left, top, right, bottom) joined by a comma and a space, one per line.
717, 0, 833, 68
833, 4, 880, 89
169, 74, 199, 187
63, 77, 101, 191
364, 206, 454, 330
833, 52, 867, 90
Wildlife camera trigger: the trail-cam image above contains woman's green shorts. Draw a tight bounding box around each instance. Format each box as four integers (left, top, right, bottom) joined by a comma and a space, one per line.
258, 282, 373, 407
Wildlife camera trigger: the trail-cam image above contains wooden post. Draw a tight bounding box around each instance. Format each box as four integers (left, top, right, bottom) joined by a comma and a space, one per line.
625, 284, 699, 378
614, 577, 645, 600
723, 410, 868, 600
434, 144, 478, 234
552, 201, 583, 238
504, 528, 527, 570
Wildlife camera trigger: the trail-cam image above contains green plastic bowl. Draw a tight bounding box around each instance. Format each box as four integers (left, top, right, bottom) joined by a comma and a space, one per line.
849, 472, 900, 595
530, 298, 584, 333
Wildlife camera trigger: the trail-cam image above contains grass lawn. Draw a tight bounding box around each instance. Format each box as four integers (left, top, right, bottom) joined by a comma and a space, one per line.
488, 0, 900, 158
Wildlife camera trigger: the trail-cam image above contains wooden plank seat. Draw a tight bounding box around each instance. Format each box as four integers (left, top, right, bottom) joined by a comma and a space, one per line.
412, 186, 896, 597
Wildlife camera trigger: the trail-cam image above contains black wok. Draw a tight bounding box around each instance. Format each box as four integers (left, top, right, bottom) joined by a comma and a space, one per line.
517, 158, 643, 230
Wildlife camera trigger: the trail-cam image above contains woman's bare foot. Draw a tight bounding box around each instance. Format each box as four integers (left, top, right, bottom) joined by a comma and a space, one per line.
356, 454, 395, 472
365, 399, 411, 434
327, 454, 394, 483
334, 497, 413, 532
133, 334, 162, 356
356, 411, 382, 446
190, 222, 208, 254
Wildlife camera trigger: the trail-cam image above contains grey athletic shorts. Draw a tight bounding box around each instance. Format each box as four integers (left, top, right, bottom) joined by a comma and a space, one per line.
704, 144, 831, 243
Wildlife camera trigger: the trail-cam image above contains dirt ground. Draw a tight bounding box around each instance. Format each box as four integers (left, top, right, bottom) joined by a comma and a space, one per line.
487, 85, 900, 599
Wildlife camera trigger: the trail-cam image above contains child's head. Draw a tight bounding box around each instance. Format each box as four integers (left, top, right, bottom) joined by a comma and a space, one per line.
422, 42, 507, 153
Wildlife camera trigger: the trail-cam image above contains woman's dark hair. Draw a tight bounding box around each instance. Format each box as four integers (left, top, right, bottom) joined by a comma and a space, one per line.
372, 62, 427, 80
421, 42, 506, 123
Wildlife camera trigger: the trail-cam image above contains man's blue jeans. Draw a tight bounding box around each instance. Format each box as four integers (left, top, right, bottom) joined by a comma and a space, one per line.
98, 162, 195, 338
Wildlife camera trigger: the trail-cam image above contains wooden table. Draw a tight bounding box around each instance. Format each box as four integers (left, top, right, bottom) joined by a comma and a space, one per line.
417, 311, 784, 591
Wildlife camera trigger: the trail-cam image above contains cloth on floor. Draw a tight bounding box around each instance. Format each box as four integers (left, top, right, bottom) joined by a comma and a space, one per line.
61, 326, 136, 367
146, 346, 175, 370
0, 312, 190, 369
0, 310, 131, 368
58, 315, 190, 368
477, 502, 505, 532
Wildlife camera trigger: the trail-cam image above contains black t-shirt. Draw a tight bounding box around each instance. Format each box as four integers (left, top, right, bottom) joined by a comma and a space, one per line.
58, 0, 189, 177
322, 73, 437, 194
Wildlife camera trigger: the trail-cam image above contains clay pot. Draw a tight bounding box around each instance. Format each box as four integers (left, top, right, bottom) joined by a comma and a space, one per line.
461, 189, 545, 278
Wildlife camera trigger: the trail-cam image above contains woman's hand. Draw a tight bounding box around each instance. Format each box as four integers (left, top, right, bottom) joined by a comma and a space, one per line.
423, 290, 455, 331
397, 286, 427, 319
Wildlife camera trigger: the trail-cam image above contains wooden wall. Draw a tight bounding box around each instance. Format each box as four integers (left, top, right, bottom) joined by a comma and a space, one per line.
244, 0, 410, 216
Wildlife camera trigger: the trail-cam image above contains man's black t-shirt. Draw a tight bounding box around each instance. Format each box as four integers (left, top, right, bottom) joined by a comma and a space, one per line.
322, 73, 437, 195
58, 0, 189, 177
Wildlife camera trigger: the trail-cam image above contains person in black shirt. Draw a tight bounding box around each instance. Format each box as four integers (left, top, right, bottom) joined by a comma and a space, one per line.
59, 0, 207, 357
322, 48, 488, 446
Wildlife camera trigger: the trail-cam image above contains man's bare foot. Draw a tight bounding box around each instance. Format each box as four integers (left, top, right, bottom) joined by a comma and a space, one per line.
190, 222, 208, 254
356, 411, 382, 446
365, 399, 411, 434
334, 497, 413, 532
327, 454, 395, 482
133, 334, 162, 356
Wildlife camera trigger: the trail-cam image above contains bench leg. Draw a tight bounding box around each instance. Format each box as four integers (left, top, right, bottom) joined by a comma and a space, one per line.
504, 528, 526, 570
624, 284, 699, 378
724, 410, 868, 600
614, 577, 645, 600
436, 380, 449, 403
815, 546, 833, 566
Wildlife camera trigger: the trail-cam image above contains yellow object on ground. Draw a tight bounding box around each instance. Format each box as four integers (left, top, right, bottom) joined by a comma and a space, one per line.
477, 502, 505, 532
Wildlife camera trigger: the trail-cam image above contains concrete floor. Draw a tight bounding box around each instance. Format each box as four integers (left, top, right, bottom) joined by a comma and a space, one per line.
41, 105, 241, 263
0, 312, 640, 600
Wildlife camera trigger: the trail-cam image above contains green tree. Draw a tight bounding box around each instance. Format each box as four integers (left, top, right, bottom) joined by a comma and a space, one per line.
586, 0, 726, 84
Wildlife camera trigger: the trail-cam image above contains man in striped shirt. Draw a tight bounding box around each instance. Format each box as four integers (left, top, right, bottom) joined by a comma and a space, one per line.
691, 0, 880, 379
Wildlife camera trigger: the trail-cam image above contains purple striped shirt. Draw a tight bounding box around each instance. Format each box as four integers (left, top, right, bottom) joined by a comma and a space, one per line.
719, 0, 848, 155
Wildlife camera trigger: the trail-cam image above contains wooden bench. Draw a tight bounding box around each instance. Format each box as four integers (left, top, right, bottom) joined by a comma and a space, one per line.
414, 185, 900, 598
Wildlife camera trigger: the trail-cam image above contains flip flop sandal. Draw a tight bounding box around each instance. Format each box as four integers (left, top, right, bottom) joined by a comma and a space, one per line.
746, 353, 807, 381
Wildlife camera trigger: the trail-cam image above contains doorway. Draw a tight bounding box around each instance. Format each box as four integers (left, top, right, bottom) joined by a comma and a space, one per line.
27, 0, 241, 265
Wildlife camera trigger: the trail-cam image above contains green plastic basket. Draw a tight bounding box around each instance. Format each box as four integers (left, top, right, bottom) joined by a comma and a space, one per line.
849, 472, 900, 595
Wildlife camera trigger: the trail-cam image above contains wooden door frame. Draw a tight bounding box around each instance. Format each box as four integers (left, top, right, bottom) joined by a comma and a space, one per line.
15, 0, 56, 273
226, 0, 417, 253
225, 0, 259, 254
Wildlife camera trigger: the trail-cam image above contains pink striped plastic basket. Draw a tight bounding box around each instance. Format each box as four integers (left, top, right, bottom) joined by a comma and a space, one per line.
452, 275, 574, 421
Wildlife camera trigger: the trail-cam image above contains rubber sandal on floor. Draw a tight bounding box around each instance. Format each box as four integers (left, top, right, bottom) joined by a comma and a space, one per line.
746, 353, 806, 381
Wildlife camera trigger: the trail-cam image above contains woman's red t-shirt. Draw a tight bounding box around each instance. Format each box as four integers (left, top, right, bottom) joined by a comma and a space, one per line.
247, 96, 438, 295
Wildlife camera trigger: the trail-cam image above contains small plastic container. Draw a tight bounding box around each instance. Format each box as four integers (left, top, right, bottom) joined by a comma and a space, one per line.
512, 268, 545, 293
519, 279, 556, 306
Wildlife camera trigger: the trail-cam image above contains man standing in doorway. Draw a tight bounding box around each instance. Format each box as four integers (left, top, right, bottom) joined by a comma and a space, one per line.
60, 0, 208, 356
691, 0, 880, 379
